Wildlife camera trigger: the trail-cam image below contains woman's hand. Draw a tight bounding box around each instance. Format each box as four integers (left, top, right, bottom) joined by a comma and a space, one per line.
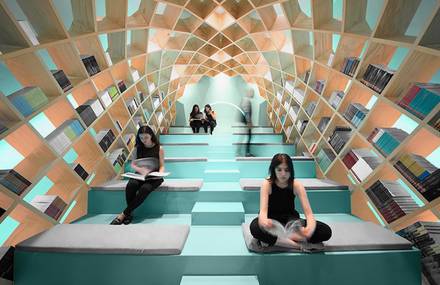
138, 168, 151, 177
299, 225, 315, 239
258, 217, 273, 229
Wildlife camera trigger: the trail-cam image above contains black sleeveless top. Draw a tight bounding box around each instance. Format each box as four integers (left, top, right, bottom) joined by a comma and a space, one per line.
136, 144, 160, 171
205, 111, 216, 123
267, 180, 300, 222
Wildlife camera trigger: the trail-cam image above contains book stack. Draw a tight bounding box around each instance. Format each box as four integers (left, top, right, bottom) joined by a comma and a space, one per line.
303, 70, 311, 84
128, 67, 140, 82
95, 129, 116, 152
397, 221, 440, 285
97, 90, 112, 108
124, 134, 136, 149
341, 57, 360, 77
51, 70, 73, 92
313, 80, 326, 94
288, 106, 299, 121
316, 148, 336, 172
80, 55, 101, 76
395, 153, 440, 202
152, 97, 161, 109
126, 98, 139, 115
293, 88, 305, 104
0, 122, 8, 135
104, 52, 112, 66
317, 117, 331, 133
30, 195, 67, 220
0, 246, 14, 281
76, 99, 104, 127
342, 148, 382, 182
305, 101, 317, 117
135, 92, 145, 104
8, 87, 49, 117
343, 103, 369, 127
117, 80, 127, 93
108, 86, 119, 101
366, 180, 420, 223
328, 90, 344, 109
398, 83, 440, 120
107, 148, 128, 173
428, 112, 440, 132
296, 120, 308, 134
367, 127, 409, 157
73, 163, 89, 181
0, 169, 32, 196
361, 64, 395, 94
328, 126, 352, 154
46, 119, 84, 155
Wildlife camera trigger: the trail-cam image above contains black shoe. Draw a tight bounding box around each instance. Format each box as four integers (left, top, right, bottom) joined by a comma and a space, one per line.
110, 216, 124, 225
123, 214, 133, 225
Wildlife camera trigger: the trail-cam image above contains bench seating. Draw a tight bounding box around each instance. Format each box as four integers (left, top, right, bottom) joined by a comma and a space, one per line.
17, 224, 190, 255
239, 178, 349, 190
242, 221, 412, 253
94, 179, 204, 192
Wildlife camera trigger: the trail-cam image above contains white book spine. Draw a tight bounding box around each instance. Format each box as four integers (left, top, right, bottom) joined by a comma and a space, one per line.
104, 52, 113, 66
18, 20, 39, 46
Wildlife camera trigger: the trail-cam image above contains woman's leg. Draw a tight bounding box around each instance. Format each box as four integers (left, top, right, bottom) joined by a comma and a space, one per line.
123, 179, 163, 216
296, 219, 332, 243
249, 217, 300, 249
125, 178, 141, 206
209, 121, 216, 134
190, 121, 197, 133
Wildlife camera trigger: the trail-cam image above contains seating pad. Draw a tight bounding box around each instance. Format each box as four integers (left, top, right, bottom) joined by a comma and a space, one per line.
235, 156, 313, 161
240, 178, 348, 190
165, 157, 208, 162
94, 179, 203, 192
16, 224, 190, 255
242, 222, 412, 253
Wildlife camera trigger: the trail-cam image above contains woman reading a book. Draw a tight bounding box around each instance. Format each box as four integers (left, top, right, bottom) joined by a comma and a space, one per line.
250, 153, 332, 250
189, 104, 204, 133
203, 104, 217, 134
111, 125, 165, 225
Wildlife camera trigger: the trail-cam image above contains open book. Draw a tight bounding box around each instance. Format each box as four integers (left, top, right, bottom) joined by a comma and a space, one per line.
122, 171, 170, 181
264, 219, 304, 239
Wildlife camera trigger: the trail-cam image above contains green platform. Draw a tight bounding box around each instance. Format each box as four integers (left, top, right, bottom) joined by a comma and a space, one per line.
191, 202, 244, 225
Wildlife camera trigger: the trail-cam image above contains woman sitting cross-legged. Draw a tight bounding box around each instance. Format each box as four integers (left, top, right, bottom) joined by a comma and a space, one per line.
111, 125, 165, 225
250, 153, 332, 250
189, 104, 204, 133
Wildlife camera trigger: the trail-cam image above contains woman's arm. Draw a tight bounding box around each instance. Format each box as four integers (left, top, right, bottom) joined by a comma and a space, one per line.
258, 179, 272, 228
211, 111, 216, 120
130, 161, 150, 176
294, 180, 316, 239
158, 146, 165, 172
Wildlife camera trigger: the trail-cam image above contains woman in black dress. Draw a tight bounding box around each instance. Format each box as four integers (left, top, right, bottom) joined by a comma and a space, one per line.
203, 104, 217, 134
189, 104, 204, 133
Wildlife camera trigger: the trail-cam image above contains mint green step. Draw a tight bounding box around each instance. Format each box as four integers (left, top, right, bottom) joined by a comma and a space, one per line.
204, 169, 240, 181
235, 143, 295, 157
160, 134, 283, 144
232, 126, 274, 133
191, 202, 244, 225
206, 159, 237, 170
164, 144, 210, 157
180, 276, 259, 285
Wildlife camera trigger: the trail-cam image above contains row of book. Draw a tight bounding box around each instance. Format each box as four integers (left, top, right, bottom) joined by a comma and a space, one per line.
97, 86, 119, 108
313, 79, 326, 94
317, 117, 330, 133
342, 149, 382, 182
293, 88, 305, 104
30, 195, 67, 220
303, 70, 311, 84
328, 90, 344, 110
0, 246, 14, 281
366, 180, 420, 223
395, 153, 440, 202
76, 99, 104, 127
107, 148, 128, 174
343, 103, 369, 128
367, 127, 409, 157
80, 55, 101, 77
288, 106, 299, 122
397, 221, 440, 285
429, 112, 440, 132
316, 148, 336, 172
398, 83, 440, 120
51, 69, 72, 92
361, 64, 395, 94
304, 101, 316, 117
95, 129, 116, 153
72, 163, 89, 181
117, 80, 127, 93
46, 119, 84, 155
328, 126, 352, 154
8, 87, 49, 117
341, 57, 360, 77
0, 169, 32, 196
124, 134, 136, 150
297, 120, 308, 135
126, 96, 141, 115
0, 122, 7, 135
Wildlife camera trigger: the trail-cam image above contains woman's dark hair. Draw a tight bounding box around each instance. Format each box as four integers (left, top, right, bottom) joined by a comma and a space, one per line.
190, 104, 200, 118
204, 104, 212, 115
268, 153, 295, 184
135, 125, 159, 147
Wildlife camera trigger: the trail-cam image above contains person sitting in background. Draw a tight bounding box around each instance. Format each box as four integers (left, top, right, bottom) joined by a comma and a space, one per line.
203, 104, 217, 134
189, 104, 204, 133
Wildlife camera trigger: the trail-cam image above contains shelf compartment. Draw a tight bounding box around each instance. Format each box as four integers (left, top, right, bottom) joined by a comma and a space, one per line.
294, 56, 312, 85
281, 0, 312, 29
205, 6, 235, 31
89, 157, 117, 187
165, 32, 190, 51
108, 98, 131, 132
313, 31, 338, 67
238, 11, 266, 34
322, 70, 351, 110
312, 0, 343, 32
67, 133, 103, 181
174, 10, 202, 33
222, 0, 253, 20
129, 55, 147, 78
257, 3, 290, 30
75, 35, 108, 75
0, 2, 29, 53
127, 29, 148, 58
302, 121, 320, 153
291, 30, 313, 59
186, 0, 217, 19
311, 99, 333, 135
338, 81, 375, 129
60, 185, 88, 224
344, 0, 384, 36
374, 0, 438, 44
419, 7, 440, 51
308, 63, 330, 95
323, 114, 353, 155
0, 96, 21, 135
222, 23, 247, 42
127, 0, 156, 28
51, 0, 95, 36
111, 61, 137, 93
315, 139, 337, 173
150, 2, 181, 30
4, 0, 67, 44
332, 35, 368, 77
302, 87, 319, 118
95, 0, 126, 31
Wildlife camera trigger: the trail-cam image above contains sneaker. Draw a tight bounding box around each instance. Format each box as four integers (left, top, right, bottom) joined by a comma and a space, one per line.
110, 216, 124, 225
123, 214, 133, 225
245, 153, 255, 157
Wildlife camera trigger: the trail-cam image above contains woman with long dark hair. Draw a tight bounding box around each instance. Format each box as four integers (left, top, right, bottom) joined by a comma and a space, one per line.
111, 125, 165, 225
189, 104, 204, 133
203, 104, 216, 134
250, 153, 332, 249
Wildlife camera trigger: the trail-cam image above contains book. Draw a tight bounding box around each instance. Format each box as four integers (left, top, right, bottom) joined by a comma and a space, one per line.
122, 171, 170, 181
264, 219, 303, 239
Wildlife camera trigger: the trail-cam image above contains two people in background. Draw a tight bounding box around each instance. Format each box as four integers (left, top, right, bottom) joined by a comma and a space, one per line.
111, 125, 165, 225
189, 104, 217, 134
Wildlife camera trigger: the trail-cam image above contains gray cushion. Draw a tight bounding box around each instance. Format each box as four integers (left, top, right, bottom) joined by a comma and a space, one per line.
95, 179, 203, 192
242, 222, 412, 253
235, 156, 313, 161
165, 157, 208, 162
240, 178, 348, 190
16, 224, 190, 255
